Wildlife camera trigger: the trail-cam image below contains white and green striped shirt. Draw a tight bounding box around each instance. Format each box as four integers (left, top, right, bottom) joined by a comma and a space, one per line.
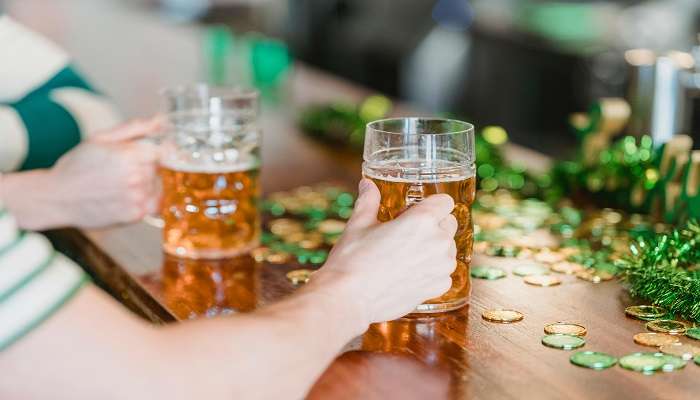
0, 14, 121, 171
0, 208, 88, 351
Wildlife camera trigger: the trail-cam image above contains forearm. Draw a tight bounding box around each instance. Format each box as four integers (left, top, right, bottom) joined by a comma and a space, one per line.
0, 169, 67, 230
156, 275, 366, 399
0, 272, 366, 400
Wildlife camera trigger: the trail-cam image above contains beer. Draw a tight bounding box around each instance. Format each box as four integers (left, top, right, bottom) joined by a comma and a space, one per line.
160, 159, 261, 259
364, 163, 476, 312
363, 117, 475, 313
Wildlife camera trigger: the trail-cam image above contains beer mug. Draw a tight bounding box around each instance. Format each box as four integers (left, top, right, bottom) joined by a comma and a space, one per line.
160, 88, 261, 259
362, 118, 476, 313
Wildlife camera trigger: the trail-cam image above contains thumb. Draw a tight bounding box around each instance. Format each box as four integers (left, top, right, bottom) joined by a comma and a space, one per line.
346, 178, 381, 230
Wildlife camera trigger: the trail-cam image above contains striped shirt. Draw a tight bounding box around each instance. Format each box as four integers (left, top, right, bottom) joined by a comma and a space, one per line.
0, 15, 121, 171
0, 208, 88, 351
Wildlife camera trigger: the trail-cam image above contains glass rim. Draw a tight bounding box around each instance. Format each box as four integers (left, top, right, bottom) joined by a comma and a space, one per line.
366, 117, 474, 136
160, 83, 260, 101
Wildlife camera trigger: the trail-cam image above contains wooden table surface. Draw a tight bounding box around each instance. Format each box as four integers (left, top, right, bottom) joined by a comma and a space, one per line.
11, 1, 697, 399
52, 65, 700, 399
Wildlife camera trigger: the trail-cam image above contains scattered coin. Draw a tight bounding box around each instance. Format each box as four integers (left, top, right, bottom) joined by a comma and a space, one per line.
282, 232, 306, 244
265, 251, 291, 264
482, 308, 524, 323
575, 268, 615, 283
298, 237, 323, 249
646, 320, 689, 335
544, 322, 587, 337
471, 266, 507, 280
550, 261, 585, 275
633, 332, 680, 347
685, 327, 700, 341
524, 275, 561, 287
659, 342, 700, 360
570, 351, 617, 370
534, 250, 566, 264
619, 352, 667, 374
659, 354, 686, 372
286, 269, 314, 285
270, 218, 304, 236
513, 263, 549, 277
625, 305, 667, 321
542, 334, 586, 350
251, 247, 269, 262
317, 219, 347, 235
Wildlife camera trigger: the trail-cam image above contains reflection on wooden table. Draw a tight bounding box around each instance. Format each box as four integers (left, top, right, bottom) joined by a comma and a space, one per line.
142, 254, 260, 320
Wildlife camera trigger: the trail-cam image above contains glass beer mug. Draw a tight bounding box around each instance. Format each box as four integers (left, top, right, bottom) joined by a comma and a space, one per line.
160, 87, 261, 259
362, 118, 476, 313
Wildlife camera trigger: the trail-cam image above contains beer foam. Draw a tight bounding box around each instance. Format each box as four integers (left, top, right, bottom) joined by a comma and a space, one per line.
161, 155, 259, 173
363, 159, 474, 183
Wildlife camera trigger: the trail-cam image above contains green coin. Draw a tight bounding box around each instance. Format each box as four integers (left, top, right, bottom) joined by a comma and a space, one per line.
695, 355, 700, 366
570, 351, 617, 370
513, 263, 549, 277
619, 352, 667, 374
542, 334, 586, 350
659, 355, 686, 372
686, 327, 700, 341
471, 266, 507, 280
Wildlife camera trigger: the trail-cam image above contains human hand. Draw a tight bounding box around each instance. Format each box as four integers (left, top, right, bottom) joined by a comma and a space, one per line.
310, 179, 458, 327
2, 118, 161, 230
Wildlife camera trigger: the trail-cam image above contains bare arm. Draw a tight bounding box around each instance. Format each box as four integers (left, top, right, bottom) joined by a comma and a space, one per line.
0, 180, 457, 400
0, 280, 363, 400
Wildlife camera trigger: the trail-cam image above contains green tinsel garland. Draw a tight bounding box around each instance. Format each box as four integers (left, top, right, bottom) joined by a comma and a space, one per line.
618, 219, 700, 322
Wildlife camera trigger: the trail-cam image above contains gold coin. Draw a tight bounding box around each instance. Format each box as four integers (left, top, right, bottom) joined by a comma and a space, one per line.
286, 269, 314, 285
265, 251, 291, 264
575, 269, 615, 283
317, 219, 347, 234
550, 261, 585, 275
515, 248, 535, 259
544, 322, 587, 336
633, 332, 680, 347
282, 232, 306, 244
482, 308, 524, 323
534, 250, 566, 264
298, 238, 323, 249
251, 247, 270, 262
558, 247, 580, 257
625, 305, 667, 320
524, 275, 562, 287
269, 218, 304, 236
646, 319, 689, 335
659, 342, 700, 360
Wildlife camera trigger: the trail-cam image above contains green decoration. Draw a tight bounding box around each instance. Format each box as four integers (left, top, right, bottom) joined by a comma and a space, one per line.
618, 219, 700, 323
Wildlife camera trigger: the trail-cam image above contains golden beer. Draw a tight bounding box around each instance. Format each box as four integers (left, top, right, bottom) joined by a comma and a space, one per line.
363, 117, 475, 313
365, 170, 475, 312
160, 160, 261, 259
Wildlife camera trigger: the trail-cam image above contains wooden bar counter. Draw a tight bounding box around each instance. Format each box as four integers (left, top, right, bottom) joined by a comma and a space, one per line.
50, 65, 699, 399
10, 1, 698, 399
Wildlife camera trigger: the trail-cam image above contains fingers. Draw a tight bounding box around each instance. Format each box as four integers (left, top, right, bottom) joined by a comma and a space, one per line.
345, 179, 381, 231
91, 116, 164, 144
400, 193, 454, 223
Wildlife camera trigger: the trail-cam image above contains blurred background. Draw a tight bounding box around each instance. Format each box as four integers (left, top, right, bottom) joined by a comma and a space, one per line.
4, 0, 700, 157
